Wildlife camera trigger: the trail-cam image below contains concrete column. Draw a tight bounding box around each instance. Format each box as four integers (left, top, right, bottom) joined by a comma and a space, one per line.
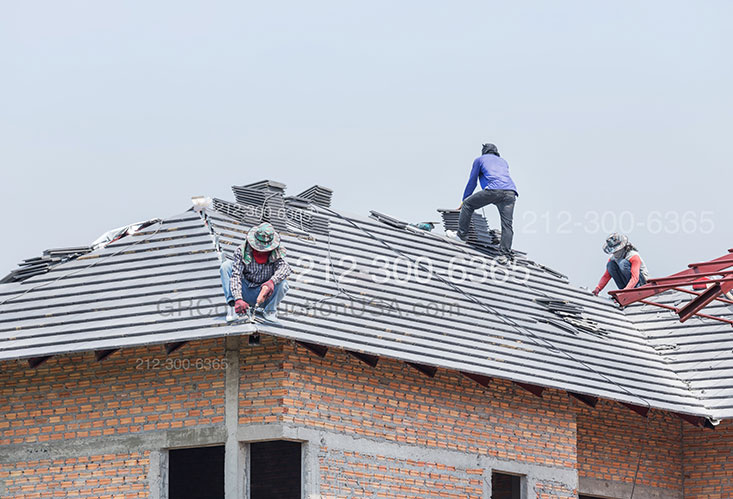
303, 440, 321, 498
481, 469, 491, 499
148, 450, 167, 499
225, 336, 244, 499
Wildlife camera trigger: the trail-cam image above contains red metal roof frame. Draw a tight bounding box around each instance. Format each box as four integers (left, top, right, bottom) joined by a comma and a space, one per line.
610, 249, 733, 327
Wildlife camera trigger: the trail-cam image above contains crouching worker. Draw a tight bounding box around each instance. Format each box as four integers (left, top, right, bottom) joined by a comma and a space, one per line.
592, 233, 649, 296
220, 222, 291, 324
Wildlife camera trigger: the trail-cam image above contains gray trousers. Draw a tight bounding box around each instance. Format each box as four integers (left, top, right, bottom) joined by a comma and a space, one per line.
458, 189, 517, 253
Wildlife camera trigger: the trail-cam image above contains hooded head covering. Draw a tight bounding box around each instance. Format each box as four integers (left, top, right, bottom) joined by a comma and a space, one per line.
481, 143, 500, 156
603, 233, 629, 255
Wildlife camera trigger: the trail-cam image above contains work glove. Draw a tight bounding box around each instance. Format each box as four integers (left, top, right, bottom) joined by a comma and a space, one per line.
234, 299, 249, 315
257, 280, 275, 305
592, 287, 601, 296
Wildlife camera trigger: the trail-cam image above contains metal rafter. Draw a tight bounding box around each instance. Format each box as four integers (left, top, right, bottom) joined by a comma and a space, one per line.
611, 249, 733, 327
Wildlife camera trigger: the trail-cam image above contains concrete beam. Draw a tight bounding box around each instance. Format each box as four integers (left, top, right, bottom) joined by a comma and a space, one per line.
580, 476, 683, 499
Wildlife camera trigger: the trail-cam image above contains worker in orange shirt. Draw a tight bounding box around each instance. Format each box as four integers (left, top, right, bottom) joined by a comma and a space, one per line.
593, 233, 649, 296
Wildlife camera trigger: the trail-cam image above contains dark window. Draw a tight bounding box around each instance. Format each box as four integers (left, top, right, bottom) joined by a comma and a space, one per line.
492, 471, 521, 499
169, 446, 225, 499
250, 440, 302, 499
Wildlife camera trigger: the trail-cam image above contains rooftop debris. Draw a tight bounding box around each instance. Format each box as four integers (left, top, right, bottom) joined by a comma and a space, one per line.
1, 218, 160, 283
535, 297, 604, 336
370, 210, 408, 230
91, 219, 161, 249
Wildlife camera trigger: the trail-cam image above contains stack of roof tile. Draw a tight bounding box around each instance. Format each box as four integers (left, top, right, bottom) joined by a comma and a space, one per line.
283, 197, 329, 235
234, 179, 287, 195
296, 185, 333, 208
231, 180, 287, 230
1, 246, 93, 283
438, 209, 500, 246
212, 198, 262, 226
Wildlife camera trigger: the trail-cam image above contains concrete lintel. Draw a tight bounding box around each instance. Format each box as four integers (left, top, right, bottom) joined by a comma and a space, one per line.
580, 476, 683, 499
165, 425, 227, 449
236, 423, 287, 442
0, 425, 226, 464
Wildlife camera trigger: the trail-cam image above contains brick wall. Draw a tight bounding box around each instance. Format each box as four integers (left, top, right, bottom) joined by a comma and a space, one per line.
576, 399, 684, 492
2, 335, 731, 498
683, 419, 733, 499
319, 448, 483, 499
0, 339, 226, 446
0, 339, 226, 497
533, 480, 578, 499
0, 451, 149, 498
238, 335, 288, 425
280, 340, 578, 468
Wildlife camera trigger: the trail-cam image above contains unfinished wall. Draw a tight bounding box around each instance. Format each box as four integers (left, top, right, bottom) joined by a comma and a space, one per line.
683, 419, 733, 499
281, 341, 576, 466
0, 339, 226, 446
2, 335, 730, 498
576, 399, 684, 498
0, 451, 149, 498
319, 449, 484, 499
238, 336, 289, 426
0, 339, 227, 498
275, 339, 579, 497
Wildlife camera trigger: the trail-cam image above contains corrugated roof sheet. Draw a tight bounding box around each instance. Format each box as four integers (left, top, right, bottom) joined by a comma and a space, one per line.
0, 183, 729, 422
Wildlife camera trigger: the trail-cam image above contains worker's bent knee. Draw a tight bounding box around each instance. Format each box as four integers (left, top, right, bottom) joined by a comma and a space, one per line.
463, 197, 483, 210
274, 280, 290, 295
220, 260, 233, 274
618, 260, 632, 272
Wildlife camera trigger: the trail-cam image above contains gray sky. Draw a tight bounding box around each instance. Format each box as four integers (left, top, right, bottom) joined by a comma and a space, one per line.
1, 0, 731, 290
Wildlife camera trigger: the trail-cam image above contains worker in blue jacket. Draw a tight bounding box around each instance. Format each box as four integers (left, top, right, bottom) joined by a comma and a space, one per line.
453, 143, 518, 255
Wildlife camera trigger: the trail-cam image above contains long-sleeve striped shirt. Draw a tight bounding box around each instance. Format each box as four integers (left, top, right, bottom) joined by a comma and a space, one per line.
229, 247, 291, 301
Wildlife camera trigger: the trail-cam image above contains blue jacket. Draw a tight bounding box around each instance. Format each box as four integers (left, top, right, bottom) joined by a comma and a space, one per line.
462, 154, 518, 200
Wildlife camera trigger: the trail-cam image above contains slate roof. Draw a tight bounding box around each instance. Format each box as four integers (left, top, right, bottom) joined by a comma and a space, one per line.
1, 181, 730, 424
